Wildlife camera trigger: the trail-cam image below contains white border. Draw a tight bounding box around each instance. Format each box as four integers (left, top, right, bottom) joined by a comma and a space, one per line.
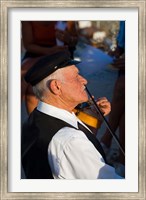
8, 8, 138, 192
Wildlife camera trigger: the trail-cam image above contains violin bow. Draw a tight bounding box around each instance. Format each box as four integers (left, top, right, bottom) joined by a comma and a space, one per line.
85, 86, 125, 156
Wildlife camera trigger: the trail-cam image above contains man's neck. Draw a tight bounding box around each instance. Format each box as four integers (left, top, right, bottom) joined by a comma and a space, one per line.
42, 98, 76, 113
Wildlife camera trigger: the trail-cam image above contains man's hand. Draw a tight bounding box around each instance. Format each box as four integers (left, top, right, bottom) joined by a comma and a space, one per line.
96, 97, 111, 116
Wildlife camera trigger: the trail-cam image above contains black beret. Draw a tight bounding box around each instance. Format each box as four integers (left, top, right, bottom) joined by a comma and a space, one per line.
24, 50, 80, 86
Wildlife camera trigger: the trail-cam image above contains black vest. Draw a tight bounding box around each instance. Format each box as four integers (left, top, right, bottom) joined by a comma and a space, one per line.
21, 108, 106, 179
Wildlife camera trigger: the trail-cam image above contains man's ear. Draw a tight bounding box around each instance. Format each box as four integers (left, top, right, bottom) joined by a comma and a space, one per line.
49, 80, 61, 94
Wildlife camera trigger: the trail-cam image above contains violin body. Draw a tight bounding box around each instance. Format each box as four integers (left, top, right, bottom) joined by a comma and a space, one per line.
73, 106, 101, 129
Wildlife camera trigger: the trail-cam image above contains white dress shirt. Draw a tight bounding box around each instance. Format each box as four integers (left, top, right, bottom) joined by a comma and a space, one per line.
37, 101, 123, 179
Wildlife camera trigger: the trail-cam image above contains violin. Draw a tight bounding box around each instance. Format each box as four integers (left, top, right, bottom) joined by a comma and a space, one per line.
73, 101, 102, 130
73, 108, 101, 129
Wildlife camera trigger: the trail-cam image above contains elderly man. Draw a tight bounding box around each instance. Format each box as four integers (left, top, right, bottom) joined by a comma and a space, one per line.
21, 50, 122, 179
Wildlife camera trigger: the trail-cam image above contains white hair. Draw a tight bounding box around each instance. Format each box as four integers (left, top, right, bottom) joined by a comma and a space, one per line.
32, 68, 65, 100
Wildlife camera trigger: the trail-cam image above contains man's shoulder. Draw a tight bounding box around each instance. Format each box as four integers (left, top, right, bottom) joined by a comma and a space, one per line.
51, 126, 87, 146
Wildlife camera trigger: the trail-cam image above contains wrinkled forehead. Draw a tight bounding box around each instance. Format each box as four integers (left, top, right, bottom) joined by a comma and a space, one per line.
62, 64, 79, 74
56, 65, 79, 82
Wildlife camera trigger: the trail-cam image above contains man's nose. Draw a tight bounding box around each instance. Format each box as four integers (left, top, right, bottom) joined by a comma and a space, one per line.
80, 75, 88, 85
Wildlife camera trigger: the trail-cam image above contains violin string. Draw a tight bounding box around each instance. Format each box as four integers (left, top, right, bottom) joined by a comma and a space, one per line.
85, 86, 125, 156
